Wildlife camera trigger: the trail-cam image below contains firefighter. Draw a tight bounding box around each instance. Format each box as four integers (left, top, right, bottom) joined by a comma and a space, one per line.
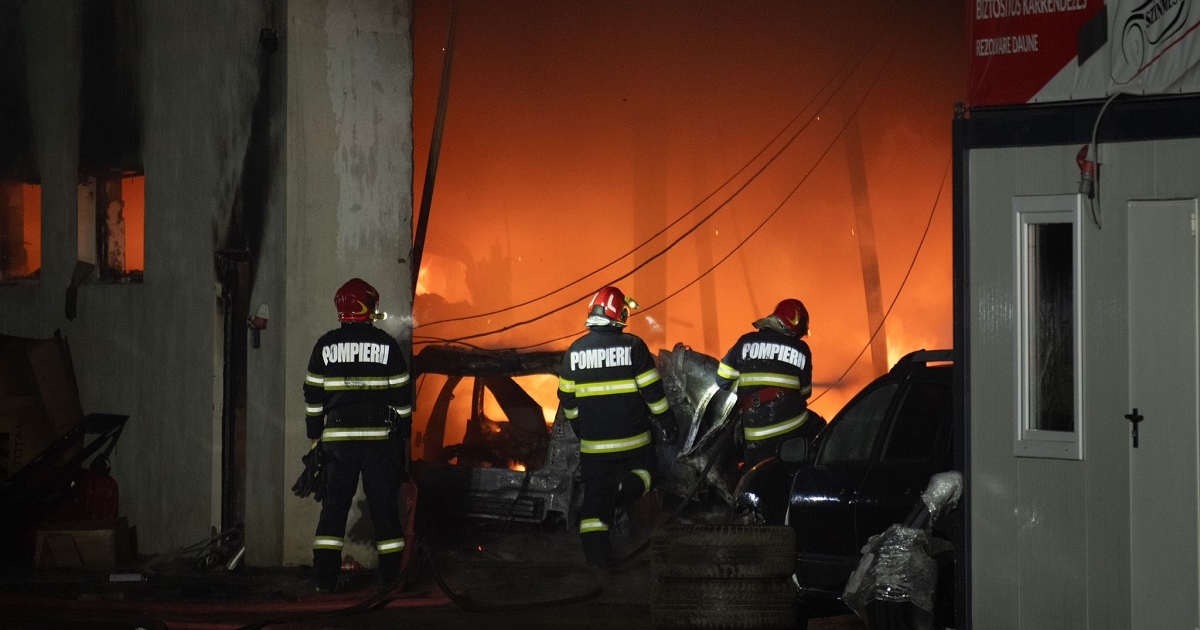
716, 298, 823, 469
303, 278, 412, 592
558, 286, 678, 568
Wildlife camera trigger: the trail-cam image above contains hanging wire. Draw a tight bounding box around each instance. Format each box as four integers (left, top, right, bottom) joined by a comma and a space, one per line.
809, 161, 950, 405
415, 36, 889, 331
407, 16, 950, 453
430, 32, 903, 350
1086, 91, 1120, 229
636, 50, 897, 319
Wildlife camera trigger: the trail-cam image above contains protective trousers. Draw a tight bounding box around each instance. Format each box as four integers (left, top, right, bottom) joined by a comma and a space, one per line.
312, 435, 406, 589
578, 450, 654, 566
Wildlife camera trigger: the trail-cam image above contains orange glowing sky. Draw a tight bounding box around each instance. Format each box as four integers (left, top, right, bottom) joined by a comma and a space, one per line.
411, 0, 968, 418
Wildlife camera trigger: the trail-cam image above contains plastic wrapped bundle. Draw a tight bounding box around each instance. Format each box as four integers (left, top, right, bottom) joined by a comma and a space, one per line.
843, 524, 937, 625
842, 471, 962, 630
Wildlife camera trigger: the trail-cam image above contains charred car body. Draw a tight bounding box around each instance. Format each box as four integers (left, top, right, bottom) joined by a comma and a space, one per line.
408, 345, 577, 528
407, 343, 741, 533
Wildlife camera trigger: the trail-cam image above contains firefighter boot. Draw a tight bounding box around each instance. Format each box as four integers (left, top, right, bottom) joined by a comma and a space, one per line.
580, 518, 612, 568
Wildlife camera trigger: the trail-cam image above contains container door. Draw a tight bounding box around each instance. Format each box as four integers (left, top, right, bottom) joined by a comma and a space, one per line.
1128, 199, 1199, 630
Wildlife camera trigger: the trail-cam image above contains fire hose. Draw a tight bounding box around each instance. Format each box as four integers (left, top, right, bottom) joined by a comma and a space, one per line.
244, 347, 738, 624
240, 437, 730, 628
609, 416, 738, 570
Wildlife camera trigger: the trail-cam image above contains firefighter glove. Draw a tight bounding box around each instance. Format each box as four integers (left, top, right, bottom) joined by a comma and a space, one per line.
291, 441, 326, 502
655, 411, 679, 446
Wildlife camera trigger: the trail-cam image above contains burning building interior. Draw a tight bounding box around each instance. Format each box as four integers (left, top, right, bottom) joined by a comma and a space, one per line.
404, 0, 962, 465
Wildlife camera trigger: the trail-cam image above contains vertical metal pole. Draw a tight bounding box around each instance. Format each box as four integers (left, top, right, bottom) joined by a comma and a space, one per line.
951, 102, 971, 630
845, 117, 889, 375
412, 0, 459, 293
218, 250, 249, 535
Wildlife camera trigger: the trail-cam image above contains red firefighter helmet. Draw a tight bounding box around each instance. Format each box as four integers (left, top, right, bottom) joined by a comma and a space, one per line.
335, 278, 380, 322
588, 285, 636, 327
771, 298, 809, 337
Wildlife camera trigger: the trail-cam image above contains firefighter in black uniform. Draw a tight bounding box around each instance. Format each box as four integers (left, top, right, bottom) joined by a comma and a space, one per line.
558, 286, 678, 568
716, 298, 824, 469
303, 278, 412, 592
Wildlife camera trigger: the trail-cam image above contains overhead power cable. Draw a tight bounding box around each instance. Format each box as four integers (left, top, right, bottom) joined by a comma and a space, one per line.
809, 161, 950, 406
415, 36, 886, 330
509, 157, 949, 398
416, 40, 899, 347
636, 48, 897, 318
429, 33, 902, 350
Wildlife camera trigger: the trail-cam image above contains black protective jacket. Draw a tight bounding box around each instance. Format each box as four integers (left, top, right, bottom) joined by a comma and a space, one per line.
557, 326, 669, 461
303, 322, 412, 441
716, 327, 813, 444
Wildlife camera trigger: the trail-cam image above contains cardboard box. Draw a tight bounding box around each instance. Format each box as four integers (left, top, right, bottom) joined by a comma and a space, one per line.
25, 334, 85, 436
0, 333, 84, 479
34, 518, 131, 570
0, 396, 60, 480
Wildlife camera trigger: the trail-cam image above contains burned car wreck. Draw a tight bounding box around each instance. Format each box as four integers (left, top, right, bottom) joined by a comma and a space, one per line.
407, 343, 741, 534
408, 345, 574, 529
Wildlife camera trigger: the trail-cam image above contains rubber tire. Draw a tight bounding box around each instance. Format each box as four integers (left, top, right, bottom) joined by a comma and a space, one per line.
651, 577, 801, 629
651, 524, 795, 579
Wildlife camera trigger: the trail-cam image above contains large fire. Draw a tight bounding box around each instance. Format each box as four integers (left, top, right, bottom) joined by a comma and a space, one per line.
413, 370, 560, 468
408, 0, 962, 462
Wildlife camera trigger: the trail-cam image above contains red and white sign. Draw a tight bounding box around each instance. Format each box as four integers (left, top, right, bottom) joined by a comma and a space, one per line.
1110, 0, 1200, 93
968, 0, 1200, 107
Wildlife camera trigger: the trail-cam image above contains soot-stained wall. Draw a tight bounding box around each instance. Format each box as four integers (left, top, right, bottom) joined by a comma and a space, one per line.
0, 0, 414, 568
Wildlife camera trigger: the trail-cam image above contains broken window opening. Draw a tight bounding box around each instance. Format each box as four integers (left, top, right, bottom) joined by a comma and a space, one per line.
416, 372, 557, 472
0, 181, 41, 283
78, 172, 144, 283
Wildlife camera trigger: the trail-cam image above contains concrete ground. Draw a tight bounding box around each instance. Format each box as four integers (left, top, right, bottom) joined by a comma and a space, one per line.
1, 497, 869, 630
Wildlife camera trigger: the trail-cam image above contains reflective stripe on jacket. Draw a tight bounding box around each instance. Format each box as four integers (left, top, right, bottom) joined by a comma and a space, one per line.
558, 326, 668, 460
303, 322, 412, 441
718, 327, 813, 442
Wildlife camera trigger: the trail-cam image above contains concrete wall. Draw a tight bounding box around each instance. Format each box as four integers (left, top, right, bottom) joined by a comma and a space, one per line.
0, 0, 413, 568
965, 137, 1200, 628
282, 0, 414, 567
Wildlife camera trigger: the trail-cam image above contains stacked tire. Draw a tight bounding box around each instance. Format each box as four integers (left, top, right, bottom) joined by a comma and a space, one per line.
650, 525, 802, 629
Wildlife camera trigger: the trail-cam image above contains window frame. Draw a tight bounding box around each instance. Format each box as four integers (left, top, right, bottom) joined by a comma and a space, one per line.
1013, 194, 1085, 460
77, 170, 144, 283
0, 181, 42, 284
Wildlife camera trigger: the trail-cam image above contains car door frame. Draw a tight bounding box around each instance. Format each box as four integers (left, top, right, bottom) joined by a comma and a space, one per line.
854, 366, 955, 547
787, 375, 903, 598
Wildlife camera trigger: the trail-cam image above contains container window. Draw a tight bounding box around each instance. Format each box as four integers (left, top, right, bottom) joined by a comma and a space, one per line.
1014, 194, 1083, 460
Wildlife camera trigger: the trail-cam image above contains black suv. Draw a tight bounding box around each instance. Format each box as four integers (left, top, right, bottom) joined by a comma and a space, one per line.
732, 349, 956, 613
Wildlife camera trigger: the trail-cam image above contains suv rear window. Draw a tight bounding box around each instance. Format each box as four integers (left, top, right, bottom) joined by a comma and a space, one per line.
881, 379, 951, 461
819, 383, 898, 464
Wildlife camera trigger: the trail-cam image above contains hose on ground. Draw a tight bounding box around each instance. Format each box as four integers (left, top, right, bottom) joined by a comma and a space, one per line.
610, 420, 737, 570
